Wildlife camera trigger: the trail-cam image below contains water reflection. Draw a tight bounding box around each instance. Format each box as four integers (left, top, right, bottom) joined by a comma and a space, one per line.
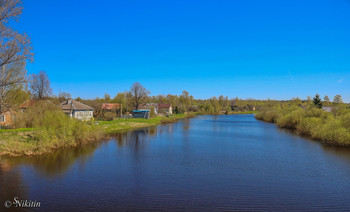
114, 126, 158, 148
1, 115, 350, 211
278, 127, 350, 167
2, 141, 103, 178
0, 161, 28, 212
182, 118, 191, 131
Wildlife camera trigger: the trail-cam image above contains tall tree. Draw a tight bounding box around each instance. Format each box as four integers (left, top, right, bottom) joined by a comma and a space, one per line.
323, 95, 330, 106
104, 93, 111, 102
129, 82, 150, 110
0, 0, 33, 114
312, 94, 323, 109
113, 92, 126, 105
0, 62, 27, 113
0, 0, 33, 69
333, 95, 343, 104
30, 71, 52, 100
179, 90, 191, 112
58, 91, 71, 102
324, 95, 330, 102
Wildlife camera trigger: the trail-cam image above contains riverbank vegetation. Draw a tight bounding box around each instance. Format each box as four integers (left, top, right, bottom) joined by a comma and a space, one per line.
0, 101, 195, 156
256, 95, 350, 146
0, 101, 105, 156
97, 113, 194, 133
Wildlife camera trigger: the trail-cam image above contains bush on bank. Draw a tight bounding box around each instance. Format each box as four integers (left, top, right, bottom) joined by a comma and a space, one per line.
255, 104, 350, 146
0, 101, 104, 156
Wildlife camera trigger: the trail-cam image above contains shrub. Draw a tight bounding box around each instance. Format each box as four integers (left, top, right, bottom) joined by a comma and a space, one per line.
257, 104, 350, 146
276, 109, 304, 129
14, 100, 104, 148
255, 107, 282, 123
103, 112, 116, 121
15, 101, 61, 128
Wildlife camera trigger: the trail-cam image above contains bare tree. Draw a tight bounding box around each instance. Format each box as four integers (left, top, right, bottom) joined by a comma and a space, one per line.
129, 82, 150, 110
0, 61, 26, 113
0, 0, 33, 113
333, 95, 343, 104
58, 91, 71, 102
0, 0, 33, 69
30, 71, 52, 100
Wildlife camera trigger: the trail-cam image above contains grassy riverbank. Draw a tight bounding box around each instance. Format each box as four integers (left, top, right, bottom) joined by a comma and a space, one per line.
0, 113, 195, 157
97, 113, 195, 133
256, 105, 350, 146
229, 111, 257, 115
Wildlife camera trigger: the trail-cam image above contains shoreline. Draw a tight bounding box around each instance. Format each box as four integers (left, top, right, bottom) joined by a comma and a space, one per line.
0, 113, 195, 157
255, 115, 350, 147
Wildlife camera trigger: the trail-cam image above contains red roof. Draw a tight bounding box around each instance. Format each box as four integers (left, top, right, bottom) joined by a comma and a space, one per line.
158, 103, 171, 109
19, 100, 36, 109
102, 103, 120, 110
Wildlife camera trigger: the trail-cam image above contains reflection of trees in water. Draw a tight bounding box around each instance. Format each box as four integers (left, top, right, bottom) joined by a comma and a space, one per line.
182, 118, 191, 131
2, 141, 103, 178
114, 127, 158, 151
320, 146, 350, 165
0, 162, 28, 212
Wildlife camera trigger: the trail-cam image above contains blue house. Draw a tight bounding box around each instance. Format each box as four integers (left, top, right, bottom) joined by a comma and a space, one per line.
132, 110, 150, 119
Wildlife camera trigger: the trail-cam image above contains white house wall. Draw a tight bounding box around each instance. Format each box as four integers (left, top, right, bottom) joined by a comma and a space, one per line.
73, 110, 93, 121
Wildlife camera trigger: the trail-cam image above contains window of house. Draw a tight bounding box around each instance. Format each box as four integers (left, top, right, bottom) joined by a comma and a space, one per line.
0, 115, 5, 122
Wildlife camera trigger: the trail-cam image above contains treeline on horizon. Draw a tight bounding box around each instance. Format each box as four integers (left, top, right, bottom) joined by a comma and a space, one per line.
4, 73, 349, 119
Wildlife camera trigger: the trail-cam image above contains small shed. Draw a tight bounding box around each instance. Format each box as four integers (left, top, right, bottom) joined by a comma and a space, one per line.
132, 110, 150, 119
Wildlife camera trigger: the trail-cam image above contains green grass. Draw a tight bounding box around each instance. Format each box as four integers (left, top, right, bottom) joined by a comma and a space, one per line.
0, 128, 34, 133
97, 113, 194, 133
229, 111, 258, 114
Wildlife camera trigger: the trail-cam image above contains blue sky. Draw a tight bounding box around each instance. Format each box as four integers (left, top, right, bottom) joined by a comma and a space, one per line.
16, 0, 350, 101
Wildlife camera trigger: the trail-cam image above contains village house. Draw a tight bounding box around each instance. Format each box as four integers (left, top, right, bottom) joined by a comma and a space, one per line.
102, 103, 121, 116
59, 100, 94, 121
138, 103, 158, 113
0, 109, 17, 128
157, 103, 172, 114
19, 99, 36, 112
138, 103, 173, 115
322, 106, 333, 112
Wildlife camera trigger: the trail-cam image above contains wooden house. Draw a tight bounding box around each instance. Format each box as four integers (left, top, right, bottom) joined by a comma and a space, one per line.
59, 100, 94, 121
157, 103, 172, 114
0, 109, 16, 128
102, 103, 121, 115
19, 100, 36, 112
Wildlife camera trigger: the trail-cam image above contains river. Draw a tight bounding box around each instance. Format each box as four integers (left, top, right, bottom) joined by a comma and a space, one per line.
1, 115, 350, 211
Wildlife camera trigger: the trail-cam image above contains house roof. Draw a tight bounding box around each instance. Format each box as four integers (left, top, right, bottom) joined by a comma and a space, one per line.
138, 103, 157, 109
1, 108, 16, 115
133, 110, 149, 112
60, 100, 94, 112
19, 100, 36, 109
322, 106, 333, 112
102, 103, 120, 110
158, 103, 171, 109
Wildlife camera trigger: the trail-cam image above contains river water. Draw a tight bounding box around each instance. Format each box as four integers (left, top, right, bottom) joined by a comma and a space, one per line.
1, 115, 350, 211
